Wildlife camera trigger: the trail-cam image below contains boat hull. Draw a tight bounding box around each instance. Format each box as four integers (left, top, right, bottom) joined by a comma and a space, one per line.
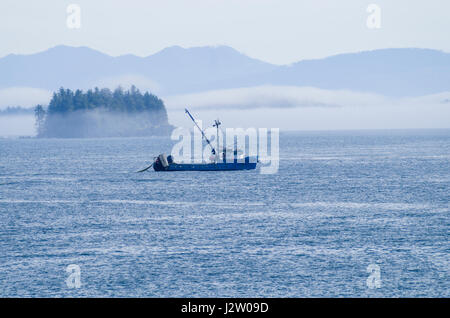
163, 162, 257, 171
153, 155, 257, 171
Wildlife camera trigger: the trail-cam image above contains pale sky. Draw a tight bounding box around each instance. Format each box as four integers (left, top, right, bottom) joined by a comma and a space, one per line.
0, 0, 449, 64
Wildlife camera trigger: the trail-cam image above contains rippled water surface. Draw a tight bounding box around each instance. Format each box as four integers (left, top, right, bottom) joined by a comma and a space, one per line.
0, 130, 449, 297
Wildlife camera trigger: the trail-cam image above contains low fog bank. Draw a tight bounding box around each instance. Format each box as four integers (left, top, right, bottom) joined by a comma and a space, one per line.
41, 109, 172, 138
165, 86, 450, 130
0, 110, 173, 138
164, 86, 387, 110
168, 104, 450, 131
0, 87, 51, 137
0, 87, 51, 110
1, 85, 450, 137
164, 85, 450, 110
0, 115, 36, 137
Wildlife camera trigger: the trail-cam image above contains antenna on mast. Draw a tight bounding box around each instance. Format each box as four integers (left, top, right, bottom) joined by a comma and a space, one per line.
213, 119, 221, 158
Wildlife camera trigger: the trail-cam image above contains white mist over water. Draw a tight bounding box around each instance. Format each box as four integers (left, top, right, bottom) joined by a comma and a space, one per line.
1, 85, 450, 137
40, 109, 171, 138
0, 87, 50, 137
168, 105, 450, 131
165, 86, 450, 130
0, 87, 51, 110
0, 115, 35, 137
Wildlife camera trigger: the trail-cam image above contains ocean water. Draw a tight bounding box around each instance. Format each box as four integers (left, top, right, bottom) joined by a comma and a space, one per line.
0, 130, 448, 297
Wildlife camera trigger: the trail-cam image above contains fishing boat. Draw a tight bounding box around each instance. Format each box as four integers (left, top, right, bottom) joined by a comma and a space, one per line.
137, 109, 257, 172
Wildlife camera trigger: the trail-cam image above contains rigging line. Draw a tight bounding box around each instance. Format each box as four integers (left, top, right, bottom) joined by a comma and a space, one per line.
137, 163, 153, 173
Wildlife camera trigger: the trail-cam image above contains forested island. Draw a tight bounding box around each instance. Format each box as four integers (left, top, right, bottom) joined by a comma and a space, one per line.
35, 86, 173, 138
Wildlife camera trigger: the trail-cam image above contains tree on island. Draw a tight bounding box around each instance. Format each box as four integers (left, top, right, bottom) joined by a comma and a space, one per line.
34, 105, 46, 136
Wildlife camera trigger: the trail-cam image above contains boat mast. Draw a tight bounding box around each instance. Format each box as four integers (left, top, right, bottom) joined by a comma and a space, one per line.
185, 108, 216, 155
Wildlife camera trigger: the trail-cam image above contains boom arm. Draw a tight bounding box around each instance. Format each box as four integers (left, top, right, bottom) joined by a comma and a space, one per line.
185, 108, 216, 155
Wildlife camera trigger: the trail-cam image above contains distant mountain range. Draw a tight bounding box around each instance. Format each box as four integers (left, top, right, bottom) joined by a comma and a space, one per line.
1, 45, 450, 97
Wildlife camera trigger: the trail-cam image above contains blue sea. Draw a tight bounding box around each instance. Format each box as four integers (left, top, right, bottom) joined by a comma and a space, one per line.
0, 130, 448, 297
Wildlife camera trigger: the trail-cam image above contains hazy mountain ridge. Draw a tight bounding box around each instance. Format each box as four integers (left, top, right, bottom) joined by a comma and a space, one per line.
1, 45, 450, 97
